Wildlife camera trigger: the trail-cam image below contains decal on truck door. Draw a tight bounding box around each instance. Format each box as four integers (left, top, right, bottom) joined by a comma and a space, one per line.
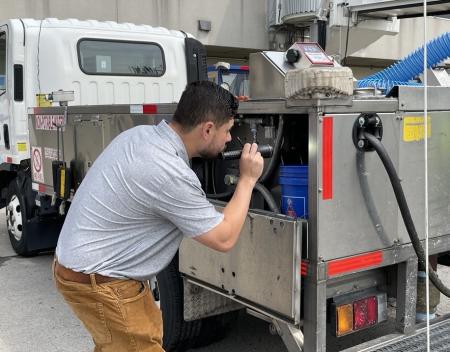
35, 115, 65, 131
32, 146, 44, 183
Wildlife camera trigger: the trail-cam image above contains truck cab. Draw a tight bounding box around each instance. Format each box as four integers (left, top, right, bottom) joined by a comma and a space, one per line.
0, 18, 206, 256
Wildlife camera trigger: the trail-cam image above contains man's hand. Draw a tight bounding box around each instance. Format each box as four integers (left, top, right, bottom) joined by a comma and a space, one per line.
239, 143, 264, 186
194, 143, 265, 252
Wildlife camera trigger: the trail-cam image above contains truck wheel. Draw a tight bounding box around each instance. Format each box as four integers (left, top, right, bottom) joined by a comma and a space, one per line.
155, 254, 237, 351
6, 177, 37, 256
156, 254, 201, 351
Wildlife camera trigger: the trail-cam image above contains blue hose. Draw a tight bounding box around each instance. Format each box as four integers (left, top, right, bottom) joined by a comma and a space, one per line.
357, 32, 450, 92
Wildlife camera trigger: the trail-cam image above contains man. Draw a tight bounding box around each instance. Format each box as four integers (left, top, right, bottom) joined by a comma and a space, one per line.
54, 81, 264, 351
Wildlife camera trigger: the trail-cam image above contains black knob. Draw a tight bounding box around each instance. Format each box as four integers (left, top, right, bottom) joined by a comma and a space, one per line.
286, 49, 301, 64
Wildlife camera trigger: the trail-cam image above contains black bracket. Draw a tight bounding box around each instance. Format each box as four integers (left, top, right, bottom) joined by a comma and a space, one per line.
352, 113, 383, 152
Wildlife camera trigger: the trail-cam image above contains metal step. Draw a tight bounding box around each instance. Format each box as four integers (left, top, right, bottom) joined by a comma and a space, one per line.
355, 316, 450, 352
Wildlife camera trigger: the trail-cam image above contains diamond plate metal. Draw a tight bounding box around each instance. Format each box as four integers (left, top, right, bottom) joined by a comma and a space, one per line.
183, 280, 242, 321
369, 319, 450, 352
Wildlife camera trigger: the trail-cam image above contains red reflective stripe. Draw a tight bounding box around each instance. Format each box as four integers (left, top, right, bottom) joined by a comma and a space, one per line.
301, 260, 308, 277
327, 251, 383, 277
143, 104, 157, 114
239, 65, 249, 71
38, 184, 46, 193
322, 116, 333, 200
6, 157, 12, 163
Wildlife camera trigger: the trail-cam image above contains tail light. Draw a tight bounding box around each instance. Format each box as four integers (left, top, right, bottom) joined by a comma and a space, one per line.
332, 292, 387, 337
353, 296, 378, 330
336, 304, 353, 336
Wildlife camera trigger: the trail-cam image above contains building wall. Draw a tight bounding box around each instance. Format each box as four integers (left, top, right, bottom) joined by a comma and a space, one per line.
0, 0, 269, 53
0, 0, 449, 66
327, 16, 450, 68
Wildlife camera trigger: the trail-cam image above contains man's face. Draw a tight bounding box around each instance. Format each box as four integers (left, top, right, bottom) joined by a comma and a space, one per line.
199, 118, 234, 159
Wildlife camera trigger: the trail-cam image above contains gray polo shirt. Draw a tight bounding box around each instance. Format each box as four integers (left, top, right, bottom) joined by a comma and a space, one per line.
55, 120, 224, 281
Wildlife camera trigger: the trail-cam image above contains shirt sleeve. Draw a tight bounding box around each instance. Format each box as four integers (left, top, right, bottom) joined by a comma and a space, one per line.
154, 174, 224, 238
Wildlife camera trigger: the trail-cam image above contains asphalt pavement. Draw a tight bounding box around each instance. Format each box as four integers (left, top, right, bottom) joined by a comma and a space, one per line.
1, 211, 450, 352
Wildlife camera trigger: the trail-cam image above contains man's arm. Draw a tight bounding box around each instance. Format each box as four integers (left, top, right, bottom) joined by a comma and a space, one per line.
194, 143, 264, 252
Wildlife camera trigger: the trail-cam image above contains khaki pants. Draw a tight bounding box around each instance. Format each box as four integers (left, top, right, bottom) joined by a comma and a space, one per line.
53, 262, 164, 352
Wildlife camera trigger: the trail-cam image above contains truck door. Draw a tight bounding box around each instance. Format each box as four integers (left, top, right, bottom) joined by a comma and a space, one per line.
0, 28, 7, 153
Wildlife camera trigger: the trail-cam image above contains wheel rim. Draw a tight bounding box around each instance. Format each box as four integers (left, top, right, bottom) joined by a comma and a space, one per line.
6, 195, 23, 242
150, 277, 161, 308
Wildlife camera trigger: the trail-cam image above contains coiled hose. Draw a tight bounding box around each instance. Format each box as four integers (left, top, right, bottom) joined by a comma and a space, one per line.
365, 132, 450, 298
357, 32, 450, 93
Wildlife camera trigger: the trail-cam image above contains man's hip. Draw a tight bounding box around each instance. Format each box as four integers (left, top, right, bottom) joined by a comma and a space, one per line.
53, 259, 164, 351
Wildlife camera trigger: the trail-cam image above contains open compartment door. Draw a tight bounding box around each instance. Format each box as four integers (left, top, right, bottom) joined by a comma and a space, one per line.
179, 207, 303, 323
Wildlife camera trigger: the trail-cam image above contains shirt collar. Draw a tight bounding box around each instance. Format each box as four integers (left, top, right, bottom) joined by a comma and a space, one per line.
156, 120, 190, 165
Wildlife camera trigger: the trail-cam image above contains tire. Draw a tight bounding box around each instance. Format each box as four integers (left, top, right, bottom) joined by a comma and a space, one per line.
156, 254, 201, 351
6, 175, 37, 256
155, 254, 237, 351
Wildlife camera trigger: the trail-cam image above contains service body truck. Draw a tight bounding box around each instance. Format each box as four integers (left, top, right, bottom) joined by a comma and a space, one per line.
6, 18, 450, 352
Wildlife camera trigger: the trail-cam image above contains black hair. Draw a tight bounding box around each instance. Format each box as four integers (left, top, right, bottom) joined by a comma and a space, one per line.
172, 81, 238, 131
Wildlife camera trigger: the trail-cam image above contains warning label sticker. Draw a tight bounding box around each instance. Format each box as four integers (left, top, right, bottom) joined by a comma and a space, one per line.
35, 115, 65, 131
44, 147, 61, 161
403, 116, 431, 142
31, 147, 44, 183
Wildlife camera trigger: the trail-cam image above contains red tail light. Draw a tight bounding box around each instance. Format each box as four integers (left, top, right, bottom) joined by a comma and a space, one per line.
353, 296, 378, 330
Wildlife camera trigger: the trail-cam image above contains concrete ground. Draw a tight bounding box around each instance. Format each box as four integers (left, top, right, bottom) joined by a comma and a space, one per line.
0, 210, 450, 352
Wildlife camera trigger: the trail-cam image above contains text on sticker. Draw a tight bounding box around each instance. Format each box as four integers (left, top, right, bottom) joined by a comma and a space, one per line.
35, 115, 66, 131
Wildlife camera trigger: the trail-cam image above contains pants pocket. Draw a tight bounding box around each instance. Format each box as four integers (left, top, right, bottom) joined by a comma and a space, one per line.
121, 285, 164, 347
67, 301, 112, 345
112, 280, 147, 303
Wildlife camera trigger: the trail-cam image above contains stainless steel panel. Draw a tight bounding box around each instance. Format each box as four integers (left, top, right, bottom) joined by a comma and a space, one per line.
31, 103, 178, 116
398, 86, 450, 111
179, 209, 303, 321
317, 113, 400, 261
428, 112, 450, 237
28, 112, 170, 192
249, 52, 285, 100
396, 111, 450, 242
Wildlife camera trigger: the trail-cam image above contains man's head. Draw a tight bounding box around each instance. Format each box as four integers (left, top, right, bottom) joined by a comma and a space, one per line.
172, 81, 238, 159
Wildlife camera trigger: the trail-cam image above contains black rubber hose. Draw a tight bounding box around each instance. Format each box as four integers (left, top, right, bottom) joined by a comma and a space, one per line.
254, 182, 280, 213
364, 132, 450, 297
259, 116, 284, 184
206, 190, 234, 199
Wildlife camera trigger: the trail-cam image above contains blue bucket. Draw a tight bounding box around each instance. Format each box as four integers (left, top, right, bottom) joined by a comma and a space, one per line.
279, 165, 308, 218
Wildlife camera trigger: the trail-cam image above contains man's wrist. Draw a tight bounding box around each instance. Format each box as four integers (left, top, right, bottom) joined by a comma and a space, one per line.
237, 175, 257, 189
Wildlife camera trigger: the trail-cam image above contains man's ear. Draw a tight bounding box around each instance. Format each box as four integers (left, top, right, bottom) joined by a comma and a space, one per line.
201, 121, 215, 140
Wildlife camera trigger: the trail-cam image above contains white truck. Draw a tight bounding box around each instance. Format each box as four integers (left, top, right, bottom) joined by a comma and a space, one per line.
0, 18, 203, 255
5, 16, 450, 352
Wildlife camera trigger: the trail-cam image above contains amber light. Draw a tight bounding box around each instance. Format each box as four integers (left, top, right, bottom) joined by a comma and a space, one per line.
353, 296, 378, 330
336, 304, 353, 336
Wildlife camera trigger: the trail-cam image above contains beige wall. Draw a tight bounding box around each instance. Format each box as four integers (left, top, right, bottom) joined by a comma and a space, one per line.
1, 0, 450, 65
0, 0, 269, 53
327, 16, 450, 66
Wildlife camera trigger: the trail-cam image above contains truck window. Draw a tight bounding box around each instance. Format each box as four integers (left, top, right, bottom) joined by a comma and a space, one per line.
77, 39, 165, 77
0, 32, 6, 91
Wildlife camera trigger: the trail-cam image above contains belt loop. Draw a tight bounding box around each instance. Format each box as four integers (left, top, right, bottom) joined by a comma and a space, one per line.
90, 273, 98, 290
